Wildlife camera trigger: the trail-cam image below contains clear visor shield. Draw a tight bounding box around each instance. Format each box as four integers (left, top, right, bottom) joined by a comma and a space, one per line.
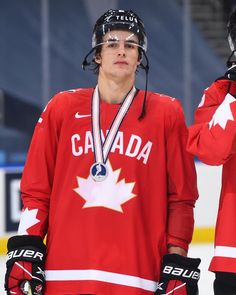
92, 23, 147, 52
95, 32, 144, 50
228, 34, 235, 52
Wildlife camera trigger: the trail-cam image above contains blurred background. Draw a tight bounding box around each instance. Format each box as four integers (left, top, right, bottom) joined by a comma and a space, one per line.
0, 0, 233, 167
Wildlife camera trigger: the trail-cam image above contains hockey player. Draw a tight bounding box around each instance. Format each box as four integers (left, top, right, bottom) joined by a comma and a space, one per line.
5, 9, 200, 295
187, 8, 236, 295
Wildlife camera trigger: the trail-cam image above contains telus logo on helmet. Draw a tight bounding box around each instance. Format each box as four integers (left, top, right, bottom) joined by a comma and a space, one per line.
115, 15, 138, 23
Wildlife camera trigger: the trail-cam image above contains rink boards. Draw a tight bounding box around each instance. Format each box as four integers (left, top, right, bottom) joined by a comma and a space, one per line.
0, 162, 221, 254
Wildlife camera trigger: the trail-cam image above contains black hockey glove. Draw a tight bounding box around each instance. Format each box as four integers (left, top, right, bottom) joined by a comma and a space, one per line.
155, 254, 201, 295
5, 235, 46, 295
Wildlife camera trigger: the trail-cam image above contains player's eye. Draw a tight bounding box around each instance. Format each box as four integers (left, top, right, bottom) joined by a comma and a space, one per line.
107, 42, 119, 48
103, 40, 139, 50
103, 40, 119, 49
124, 41, 139, 49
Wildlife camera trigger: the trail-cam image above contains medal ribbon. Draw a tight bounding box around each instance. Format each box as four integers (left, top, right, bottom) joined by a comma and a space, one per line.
92, 85, 137, 164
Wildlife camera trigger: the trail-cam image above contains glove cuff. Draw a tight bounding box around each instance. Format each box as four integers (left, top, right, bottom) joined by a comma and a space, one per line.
6, 235, 46, 266
7, 235, 46, 252
163, 254, 201, 268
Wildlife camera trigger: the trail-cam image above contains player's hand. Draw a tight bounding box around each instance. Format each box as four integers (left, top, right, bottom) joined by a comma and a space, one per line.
5, 235, 46, 295
155, 254, 200, 295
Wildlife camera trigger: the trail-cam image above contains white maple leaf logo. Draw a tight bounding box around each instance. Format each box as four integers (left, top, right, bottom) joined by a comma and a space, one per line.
209, 93, 235, 130
18, 208, 40, 235
73, 161, 136, 212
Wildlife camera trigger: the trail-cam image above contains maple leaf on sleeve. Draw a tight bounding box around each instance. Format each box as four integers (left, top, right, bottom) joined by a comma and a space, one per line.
18, 208, 40, 235
209, 93, 235, 130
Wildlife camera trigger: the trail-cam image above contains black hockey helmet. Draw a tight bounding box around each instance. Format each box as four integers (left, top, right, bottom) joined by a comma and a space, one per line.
92, 9, 147, 52
82, 9, 149, 69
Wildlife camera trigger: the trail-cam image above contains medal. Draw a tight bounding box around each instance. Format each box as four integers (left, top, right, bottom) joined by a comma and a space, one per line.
90, 162, 108, 182
90, 85, 137, 181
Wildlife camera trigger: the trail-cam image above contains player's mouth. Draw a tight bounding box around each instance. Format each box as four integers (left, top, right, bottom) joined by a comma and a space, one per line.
114, 61, 128, 65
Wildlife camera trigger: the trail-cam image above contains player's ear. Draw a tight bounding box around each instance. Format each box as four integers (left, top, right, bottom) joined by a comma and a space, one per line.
137, 50, 142, 65
94, 54, 101, 64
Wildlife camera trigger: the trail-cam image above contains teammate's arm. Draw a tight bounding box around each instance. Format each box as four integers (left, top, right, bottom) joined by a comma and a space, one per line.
187, 78, 236, 165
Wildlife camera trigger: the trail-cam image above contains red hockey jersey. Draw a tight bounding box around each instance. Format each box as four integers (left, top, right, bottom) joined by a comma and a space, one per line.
19, 88, 198, 294
187, 79, 236, 273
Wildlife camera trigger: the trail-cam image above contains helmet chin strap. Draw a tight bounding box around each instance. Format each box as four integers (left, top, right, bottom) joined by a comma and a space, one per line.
82, 47, 97, 70
138, 50, 149, 120
226, 49, 236, 68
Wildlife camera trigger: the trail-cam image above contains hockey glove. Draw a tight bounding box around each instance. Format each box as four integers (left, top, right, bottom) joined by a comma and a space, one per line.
155, 254, 201, 295
5, 235, 46, 295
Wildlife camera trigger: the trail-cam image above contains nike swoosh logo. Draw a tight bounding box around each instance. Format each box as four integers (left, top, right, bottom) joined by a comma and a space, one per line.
75, 112, 91, 119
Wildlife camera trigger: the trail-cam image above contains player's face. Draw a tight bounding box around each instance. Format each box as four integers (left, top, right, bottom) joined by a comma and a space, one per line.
96, 30, 140, 79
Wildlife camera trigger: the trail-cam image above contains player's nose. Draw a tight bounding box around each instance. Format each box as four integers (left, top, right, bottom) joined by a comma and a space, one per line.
117, 43, 126, 56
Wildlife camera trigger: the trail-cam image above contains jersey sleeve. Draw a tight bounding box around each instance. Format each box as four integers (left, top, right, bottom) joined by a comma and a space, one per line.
18, 93, 65, 238
187, 79, 236, 165
166, 101, 198, 251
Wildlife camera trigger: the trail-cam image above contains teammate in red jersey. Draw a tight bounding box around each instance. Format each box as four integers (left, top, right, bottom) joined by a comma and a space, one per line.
187, 8, 236, 295
5, 9, 200, 295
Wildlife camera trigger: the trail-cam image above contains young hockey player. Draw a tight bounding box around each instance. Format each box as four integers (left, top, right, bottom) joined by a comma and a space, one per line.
5, 9, 200, 295
187, 8, 236, 295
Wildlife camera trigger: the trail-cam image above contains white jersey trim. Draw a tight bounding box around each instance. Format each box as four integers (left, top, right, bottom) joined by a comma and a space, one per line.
45, 269, 158, 292
214, 246, 236, 258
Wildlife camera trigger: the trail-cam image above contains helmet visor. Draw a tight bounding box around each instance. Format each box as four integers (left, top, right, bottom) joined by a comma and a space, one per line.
92, 22, 147, 52
95, 31, 144, 51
